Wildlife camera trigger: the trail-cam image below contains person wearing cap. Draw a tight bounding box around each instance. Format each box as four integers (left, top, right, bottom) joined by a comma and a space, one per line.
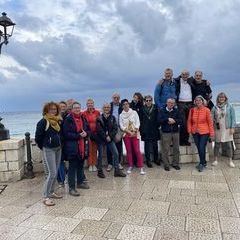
187, 95, 214, 172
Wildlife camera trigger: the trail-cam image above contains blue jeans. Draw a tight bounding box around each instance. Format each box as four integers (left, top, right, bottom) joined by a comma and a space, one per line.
193, 133, 209, 165
57, 161, 65, 184
42, 147, 61, 198
106, 140, 122, 165
99, 141, 119, 170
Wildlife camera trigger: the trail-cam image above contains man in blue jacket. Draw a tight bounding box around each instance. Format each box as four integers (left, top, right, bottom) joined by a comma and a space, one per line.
158, 98, 182, 171
154, 68, 177, 109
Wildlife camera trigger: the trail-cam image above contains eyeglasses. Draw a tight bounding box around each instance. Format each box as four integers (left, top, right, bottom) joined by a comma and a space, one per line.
145, 99, 152, 102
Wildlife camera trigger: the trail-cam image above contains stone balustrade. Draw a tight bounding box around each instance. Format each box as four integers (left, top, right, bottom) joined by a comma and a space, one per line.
0, 138, 25, 182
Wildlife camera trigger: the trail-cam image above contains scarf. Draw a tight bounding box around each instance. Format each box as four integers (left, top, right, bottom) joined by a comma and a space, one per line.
216, 102, 227, 120
143, 105, 154, 119
44, 114, 62, 132
71, 112, 85, 159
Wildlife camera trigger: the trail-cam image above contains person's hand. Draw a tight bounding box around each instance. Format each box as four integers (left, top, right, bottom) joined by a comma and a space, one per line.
80, 130, 87, 138
230, 128, 235, 135
106, 136, 111, 142
168, 118, 175, 124
206, 80, 211, 86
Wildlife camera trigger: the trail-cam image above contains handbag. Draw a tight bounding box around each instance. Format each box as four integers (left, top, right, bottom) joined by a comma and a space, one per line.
114, 127, 124, 143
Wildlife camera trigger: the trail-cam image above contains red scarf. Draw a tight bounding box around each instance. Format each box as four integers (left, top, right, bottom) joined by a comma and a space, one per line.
71, 112, 85, 159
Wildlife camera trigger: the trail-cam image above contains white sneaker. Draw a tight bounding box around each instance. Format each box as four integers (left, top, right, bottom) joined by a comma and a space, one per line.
140, 168, 146, 175
106, 164, 113, 172
127, 167, 133, 174
92, 165, 97, 172
229, 160, 235, 168
212, 160, 218, 166
119, 163, 124, 170
88, 166, 93, 172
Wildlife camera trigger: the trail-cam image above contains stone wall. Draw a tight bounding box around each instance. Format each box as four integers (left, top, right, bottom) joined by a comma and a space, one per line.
0, 139, 25, 182
233, 124, 240, 160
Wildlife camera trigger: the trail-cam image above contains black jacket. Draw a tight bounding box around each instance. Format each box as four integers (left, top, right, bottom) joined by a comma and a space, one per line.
62, 114, 90, 159
96, 114, 118, 144
175, 77, 194, 102
130, 101, 143, 116
175, 76, 213, 109
158, 106, 182, 133
35, 118, 61, 150
139, 104, 160, 141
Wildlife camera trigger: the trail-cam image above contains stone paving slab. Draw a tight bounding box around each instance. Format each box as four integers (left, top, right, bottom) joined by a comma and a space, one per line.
0, 160, 240, 239
117, 224, 156, 240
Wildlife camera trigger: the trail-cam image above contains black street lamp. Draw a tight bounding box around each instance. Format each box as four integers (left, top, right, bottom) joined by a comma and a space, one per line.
0, 12, 15, 55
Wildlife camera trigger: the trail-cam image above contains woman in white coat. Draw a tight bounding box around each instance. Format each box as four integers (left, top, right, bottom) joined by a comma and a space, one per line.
119, 99, 145, 175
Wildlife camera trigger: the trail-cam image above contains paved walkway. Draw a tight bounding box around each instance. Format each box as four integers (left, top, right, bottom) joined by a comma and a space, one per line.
0, 158, 240, 240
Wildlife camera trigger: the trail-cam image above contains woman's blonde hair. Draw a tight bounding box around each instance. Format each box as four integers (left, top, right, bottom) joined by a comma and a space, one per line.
194, 95, 207, 106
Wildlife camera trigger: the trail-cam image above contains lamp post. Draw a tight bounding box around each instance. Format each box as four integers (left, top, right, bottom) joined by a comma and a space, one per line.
0, 12, 15, 55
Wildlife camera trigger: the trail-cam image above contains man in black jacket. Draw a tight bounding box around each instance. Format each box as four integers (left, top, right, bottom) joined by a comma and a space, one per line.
158, 98, 182, 171
97, 103, 126, 178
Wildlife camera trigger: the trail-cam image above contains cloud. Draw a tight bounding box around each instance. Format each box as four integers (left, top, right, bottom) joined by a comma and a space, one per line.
0, 0, 240, 111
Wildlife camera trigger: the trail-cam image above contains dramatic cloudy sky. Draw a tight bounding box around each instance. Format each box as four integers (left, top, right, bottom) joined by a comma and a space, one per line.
0, 0, 240, 111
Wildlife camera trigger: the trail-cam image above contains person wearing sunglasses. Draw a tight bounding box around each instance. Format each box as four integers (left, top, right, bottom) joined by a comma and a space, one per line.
139, 95, 160, 167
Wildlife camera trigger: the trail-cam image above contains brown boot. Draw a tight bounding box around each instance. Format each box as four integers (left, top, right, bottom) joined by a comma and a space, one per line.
114, 169, 126, 177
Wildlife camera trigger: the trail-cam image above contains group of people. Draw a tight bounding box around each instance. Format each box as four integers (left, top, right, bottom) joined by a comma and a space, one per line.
35, 68, 236, 206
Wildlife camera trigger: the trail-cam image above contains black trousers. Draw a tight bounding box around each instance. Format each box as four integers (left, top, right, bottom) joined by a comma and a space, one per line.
144, 140, 158, 162
68, 155, 84, 190
178, 101, 192, 143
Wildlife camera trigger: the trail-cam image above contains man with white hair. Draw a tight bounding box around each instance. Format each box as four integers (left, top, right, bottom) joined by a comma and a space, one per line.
175, 70, 194, 146
158, 98, 182, 171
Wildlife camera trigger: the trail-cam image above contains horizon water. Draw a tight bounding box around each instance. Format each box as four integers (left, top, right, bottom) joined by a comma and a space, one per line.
1, 105, 240, 138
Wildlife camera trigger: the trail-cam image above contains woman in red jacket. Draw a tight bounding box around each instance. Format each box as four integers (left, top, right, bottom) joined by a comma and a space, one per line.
187, 95, 214, 172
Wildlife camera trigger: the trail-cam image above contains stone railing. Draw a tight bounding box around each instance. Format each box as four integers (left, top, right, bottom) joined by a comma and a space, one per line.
0, 139, 25, 182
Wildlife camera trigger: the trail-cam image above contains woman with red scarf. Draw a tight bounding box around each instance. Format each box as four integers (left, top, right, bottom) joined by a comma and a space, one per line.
62, 102, 90, 196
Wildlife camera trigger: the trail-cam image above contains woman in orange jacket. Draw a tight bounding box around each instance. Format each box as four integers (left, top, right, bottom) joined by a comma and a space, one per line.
83, 99, 100, 172
187, 95, 214, 172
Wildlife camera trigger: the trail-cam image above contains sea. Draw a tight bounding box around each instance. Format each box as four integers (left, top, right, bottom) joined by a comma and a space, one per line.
1, 105, 240, 138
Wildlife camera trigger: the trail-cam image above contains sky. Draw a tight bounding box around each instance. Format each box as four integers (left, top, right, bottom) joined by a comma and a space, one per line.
0, 0, 240, 112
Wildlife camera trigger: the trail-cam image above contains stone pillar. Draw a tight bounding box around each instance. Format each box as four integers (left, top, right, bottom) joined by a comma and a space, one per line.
0, 139, 25, 182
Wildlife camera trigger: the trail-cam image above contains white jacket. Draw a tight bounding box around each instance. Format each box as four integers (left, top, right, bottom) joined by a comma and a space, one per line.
119, 108, 140, 132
